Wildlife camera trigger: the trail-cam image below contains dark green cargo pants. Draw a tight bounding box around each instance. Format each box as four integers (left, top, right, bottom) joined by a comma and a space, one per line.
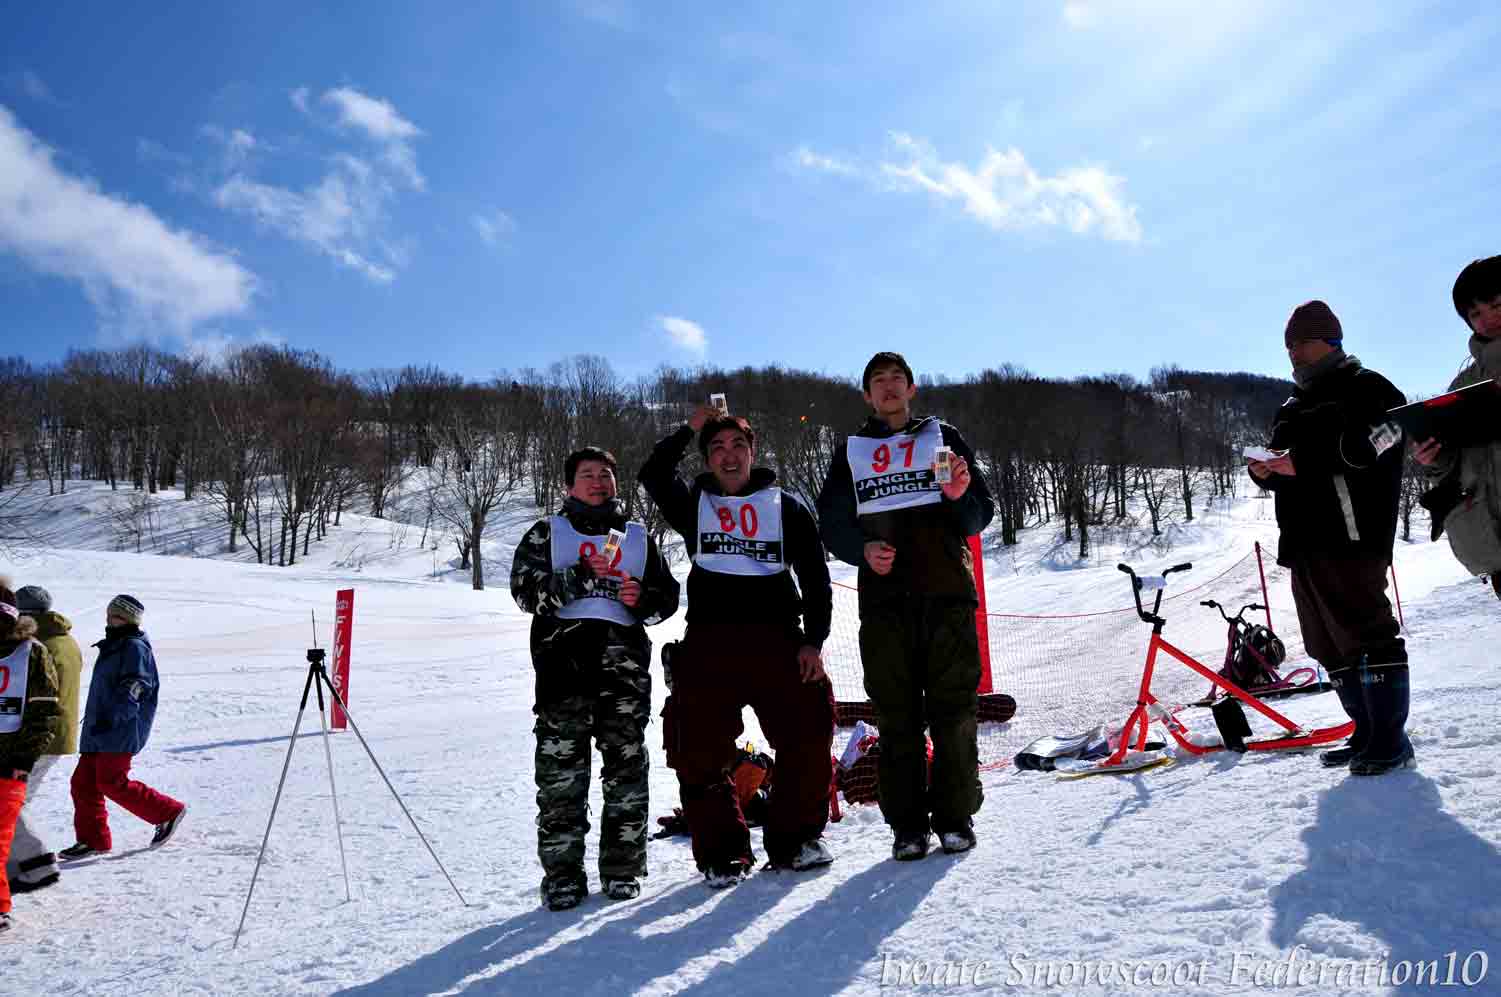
858, 594, 982, 833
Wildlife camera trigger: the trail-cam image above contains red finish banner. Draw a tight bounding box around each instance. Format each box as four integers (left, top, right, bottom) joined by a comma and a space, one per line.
330, 588, 354, 730
969, 535, 992, 694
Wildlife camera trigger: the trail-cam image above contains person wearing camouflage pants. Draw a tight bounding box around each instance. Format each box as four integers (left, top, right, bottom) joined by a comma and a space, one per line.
511, 447, 679, 911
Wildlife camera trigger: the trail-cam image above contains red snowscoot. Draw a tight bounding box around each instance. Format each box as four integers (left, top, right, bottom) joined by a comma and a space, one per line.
1098, 562, 1353, 770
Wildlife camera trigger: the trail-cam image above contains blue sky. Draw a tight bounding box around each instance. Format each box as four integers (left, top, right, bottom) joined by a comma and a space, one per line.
2, 1, 1498, 396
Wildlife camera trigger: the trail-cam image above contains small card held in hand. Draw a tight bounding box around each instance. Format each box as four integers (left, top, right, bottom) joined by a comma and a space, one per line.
1386, 379, 1501, 449
1243, 445, 1289, 463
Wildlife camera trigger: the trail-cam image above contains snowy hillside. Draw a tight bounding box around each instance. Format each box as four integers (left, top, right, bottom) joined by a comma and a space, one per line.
6, 480, 1500, 997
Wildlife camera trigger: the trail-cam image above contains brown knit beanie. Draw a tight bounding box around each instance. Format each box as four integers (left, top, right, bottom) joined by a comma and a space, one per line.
1284, 300, 1343, 349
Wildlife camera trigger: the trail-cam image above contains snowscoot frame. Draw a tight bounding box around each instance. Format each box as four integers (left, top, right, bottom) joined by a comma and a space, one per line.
1104, 563, 1353, 768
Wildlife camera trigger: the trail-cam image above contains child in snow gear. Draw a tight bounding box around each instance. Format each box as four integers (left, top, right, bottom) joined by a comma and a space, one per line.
5, 585, 80, 894
640, 404, 836, 885
0, 582, 62, 932
1415, 255, 1501, 603
511, 447, 680, 911
1249, 303, 1412, 776
817, 352, 995, 858
62, 595, 187, 859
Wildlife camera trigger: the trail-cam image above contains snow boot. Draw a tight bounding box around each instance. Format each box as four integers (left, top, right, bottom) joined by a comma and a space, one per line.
150, 805, 188, 848
9, 853, 60, 892
1350, 661, 1413, 776
603, 877, 640, 901
704, 860, 750, 889
789, 839, 834, 871
1320, 663, 1369, 768
58, 843, 107, 862
892, 828, 932, 862
937, 819, 976, 855
540, 871, 587, 911
0, 911, 10, 934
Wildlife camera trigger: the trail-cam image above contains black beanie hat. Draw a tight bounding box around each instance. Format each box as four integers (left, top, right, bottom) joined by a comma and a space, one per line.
1284, 301, 1343, 349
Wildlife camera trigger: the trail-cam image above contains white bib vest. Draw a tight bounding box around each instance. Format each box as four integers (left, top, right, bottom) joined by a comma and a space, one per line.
0, 639, 33, 735
549, 517, 648, 625
694, 487, 786, 576
847, 419, 944, 517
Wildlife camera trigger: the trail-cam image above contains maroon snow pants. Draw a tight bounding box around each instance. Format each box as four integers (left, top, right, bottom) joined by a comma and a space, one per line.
663, 624, 835, 870
71, 752, 183, 851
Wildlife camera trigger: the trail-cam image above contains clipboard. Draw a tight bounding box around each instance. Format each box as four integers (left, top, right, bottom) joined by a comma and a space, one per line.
1385, 378, 1501, 448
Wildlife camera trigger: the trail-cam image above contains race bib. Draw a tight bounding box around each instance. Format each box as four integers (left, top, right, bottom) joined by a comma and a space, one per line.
0, 639, 33, 735
847, 419, 944, 516
694, 487, 786, 576
550, 517, 648, 625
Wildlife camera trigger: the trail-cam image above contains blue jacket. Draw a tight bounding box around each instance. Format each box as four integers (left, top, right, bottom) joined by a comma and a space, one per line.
80, 626, 160, 754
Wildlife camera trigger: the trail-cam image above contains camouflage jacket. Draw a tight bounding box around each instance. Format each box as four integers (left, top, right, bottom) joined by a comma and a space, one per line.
512, 496, 678, 635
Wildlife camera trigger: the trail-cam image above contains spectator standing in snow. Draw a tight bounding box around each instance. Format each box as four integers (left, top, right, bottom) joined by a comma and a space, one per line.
817, 352, 995, 860
639, 405, 836, 887
5, 586, 81, 894
1414, 255, 1501, 600
0, 582, 62, 934
510, 447, 680, 911
59, 595, 187, 860
1248, 302, 1412, 776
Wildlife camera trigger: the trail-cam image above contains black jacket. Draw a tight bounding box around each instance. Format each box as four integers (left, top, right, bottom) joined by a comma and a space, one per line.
817, 416, 994, 603
1251, 356, 1406, 566
638, 425, 832, 647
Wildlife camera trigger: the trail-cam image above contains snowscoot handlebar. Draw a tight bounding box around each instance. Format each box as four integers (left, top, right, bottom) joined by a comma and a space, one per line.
1117, 562, 1192, 625
1200, 599, 1267, 626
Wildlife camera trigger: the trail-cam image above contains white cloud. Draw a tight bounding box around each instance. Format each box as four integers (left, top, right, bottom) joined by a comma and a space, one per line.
878, 133, 1142, 242
210, 87, 426, 282
19, 70, 59, 105
790, 135, 1143, 242
1062, 2, 1097, 28
659, 315, 708, 354
182, 326, 287, 366
136, 137, 189, 167
471, 209, 515, 247
567, 0, 633, 30
790, 145, 859, 177
201, 125, 261, 170
322, 87, 424, 190
215, 156, 399, 283
0, 105, 254, 331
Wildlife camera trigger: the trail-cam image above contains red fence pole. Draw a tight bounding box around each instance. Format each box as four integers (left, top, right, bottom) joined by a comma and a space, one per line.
969, 535, 993, 694
1254, 541, 1273, 632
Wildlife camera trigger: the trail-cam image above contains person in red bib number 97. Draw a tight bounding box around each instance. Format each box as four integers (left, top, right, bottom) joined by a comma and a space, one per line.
639, 404, 836, 888
510, 447, 680, 912
816, 351, 995, 861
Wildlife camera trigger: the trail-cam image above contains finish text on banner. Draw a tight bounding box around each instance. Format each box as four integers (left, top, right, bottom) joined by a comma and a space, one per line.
331, 588, 354, 730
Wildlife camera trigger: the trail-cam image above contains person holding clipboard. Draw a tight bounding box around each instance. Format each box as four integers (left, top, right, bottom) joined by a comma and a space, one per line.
1413, 255, 1501, 600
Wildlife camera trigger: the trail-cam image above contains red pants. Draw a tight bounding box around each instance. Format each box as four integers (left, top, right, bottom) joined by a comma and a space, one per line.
0, 778, 25, 913
71, 753, 183, 851
663, 624, 834, 869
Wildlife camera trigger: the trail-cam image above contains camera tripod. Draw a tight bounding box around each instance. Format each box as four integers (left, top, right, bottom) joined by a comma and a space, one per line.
233, 647, 468, 948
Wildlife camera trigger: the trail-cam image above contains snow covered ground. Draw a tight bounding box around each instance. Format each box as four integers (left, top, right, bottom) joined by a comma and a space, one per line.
7, 481, 1501, 996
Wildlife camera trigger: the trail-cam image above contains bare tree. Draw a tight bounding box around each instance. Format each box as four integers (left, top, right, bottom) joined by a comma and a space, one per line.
432, 380, 534, 590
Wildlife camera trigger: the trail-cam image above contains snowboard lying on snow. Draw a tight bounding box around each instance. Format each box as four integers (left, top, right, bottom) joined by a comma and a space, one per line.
835, 693, 1016, 727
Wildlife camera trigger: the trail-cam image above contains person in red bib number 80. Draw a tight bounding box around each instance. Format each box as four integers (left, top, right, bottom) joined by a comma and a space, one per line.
639, 404, 836, 888
816, 352, 995, 861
